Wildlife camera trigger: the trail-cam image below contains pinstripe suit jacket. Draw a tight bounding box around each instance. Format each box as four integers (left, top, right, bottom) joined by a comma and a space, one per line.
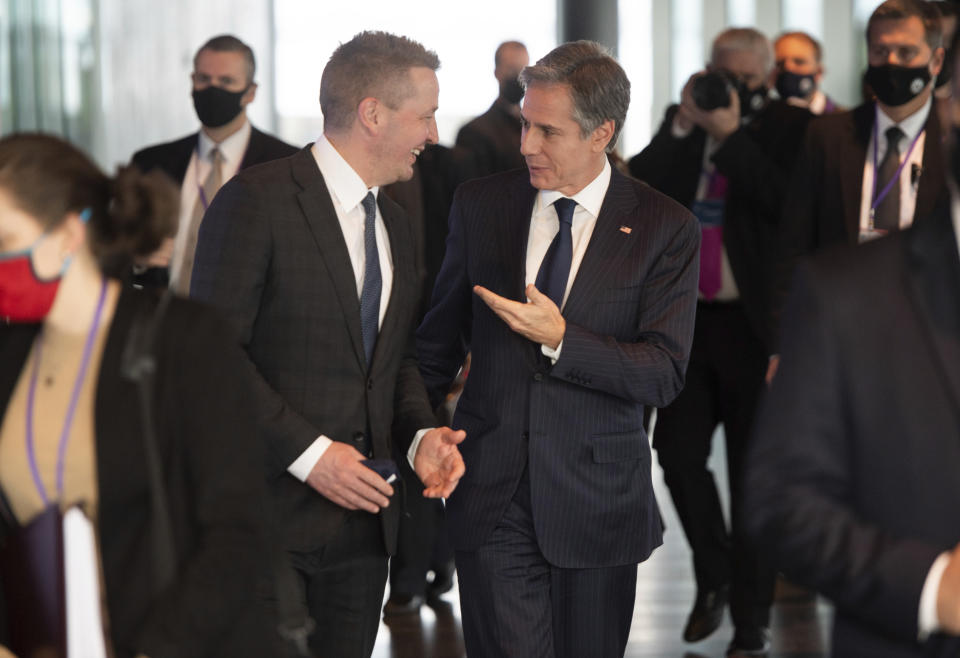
190, 145, 436, 555
417, 166, 700, 568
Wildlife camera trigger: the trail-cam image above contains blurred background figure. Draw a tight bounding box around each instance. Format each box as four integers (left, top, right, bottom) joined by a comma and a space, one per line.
130, 34, 296, 293
629, 26, 812, 658
772, 31, 842, 114
775, 0, 947, 358
455, 40, 529, 178
0, 133, 271, 656
745, 29, 960, 655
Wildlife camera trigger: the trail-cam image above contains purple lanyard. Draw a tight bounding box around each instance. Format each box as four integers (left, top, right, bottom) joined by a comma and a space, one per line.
871, 104, 924, 216
25, 278, 108, 506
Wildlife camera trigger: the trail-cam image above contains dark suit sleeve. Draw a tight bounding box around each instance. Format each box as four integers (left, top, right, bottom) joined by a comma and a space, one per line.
416, 189, 474, 410
711, 107, 810, 224
744, 261, 942, 643
138, 305, 269, 656
769, 121, 826, 350
628, 106, 692, 190
190, 176, 320, 472
551, 206, 700, 407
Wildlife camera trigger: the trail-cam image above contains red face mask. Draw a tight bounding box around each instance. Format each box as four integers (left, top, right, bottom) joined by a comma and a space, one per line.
0, 237, 65, 323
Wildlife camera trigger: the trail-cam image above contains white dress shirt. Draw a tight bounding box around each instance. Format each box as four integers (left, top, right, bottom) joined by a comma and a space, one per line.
917, 188, 960, 639
287, 134, 395, 480
169, 120, 251, 289
858, 98, 931, 240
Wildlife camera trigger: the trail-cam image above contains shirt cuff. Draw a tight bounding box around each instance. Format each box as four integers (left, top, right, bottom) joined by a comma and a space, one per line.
407, 428, 434, 470
919, 552, 951, 640
670, 117, 694, 139
541, 340, 563, 364
287, 435, 333, 482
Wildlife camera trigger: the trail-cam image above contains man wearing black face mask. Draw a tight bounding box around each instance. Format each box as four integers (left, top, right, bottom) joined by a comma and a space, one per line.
629, 27, 812, 658
455, 40, 529, 178
776, 0, 948, 348
130, 35, 296, 293
772, 31, 841, 115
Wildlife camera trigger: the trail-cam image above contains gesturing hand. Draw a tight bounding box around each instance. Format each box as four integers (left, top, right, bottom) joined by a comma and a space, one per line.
305, 442, 394, 513
414, 427, 466, 499
938, 542, 960, 634
474, 283, 565, 349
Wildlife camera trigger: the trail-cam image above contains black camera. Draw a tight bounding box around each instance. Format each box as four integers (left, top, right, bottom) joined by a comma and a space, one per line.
691, 71, 734, 110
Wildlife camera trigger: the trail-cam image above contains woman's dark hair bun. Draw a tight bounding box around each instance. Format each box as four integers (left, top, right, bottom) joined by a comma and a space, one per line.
91, 165, 178, 276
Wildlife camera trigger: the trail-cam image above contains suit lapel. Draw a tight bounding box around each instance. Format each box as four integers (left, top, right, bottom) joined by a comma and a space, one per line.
291, 147, 366, 370
915, 108, 945, 219
903, 203, 960, 419
498, 176, 538, 302
841, 103, 872, 244
562, 169, 637, 321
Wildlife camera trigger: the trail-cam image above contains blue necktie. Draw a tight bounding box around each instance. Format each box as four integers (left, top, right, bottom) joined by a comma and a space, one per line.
360, 192, 381, 367
535, 197, 576, 308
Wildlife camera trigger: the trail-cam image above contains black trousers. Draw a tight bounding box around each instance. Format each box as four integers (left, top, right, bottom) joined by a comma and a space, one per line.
286, 511, 388, 658
653, 301, 774, 630
455, 467, 638, 658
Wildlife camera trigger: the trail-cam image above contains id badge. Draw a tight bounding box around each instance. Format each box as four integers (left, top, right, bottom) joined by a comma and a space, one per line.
691, 199, 725, 227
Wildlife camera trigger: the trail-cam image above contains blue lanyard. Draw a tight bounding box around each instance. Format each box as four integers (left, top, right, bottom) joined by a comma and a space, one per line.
870, 104, 924, 219
25, 278, 108, 505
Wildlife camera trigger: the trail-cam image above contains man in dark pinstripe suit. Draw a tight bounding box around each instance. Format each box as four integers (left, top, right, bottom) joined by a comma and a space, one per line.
417, 41, 700, 657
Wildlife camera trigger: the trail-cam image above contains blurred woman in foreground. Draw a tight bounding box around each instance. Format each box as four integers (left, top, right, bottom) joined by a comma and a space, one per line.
0, 133, 270, 657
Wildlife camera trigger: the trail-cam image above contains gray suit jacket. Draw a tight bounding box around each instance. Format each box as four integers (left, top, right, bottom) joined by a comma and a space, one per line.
191, 145, 436, 554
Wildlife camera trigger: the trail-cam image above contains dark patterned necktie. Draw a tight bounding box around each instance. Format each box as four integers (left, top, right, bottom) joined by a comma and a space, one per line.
874, 125, 904, 232
535, 197, 577, 308
359, 192, 381, 367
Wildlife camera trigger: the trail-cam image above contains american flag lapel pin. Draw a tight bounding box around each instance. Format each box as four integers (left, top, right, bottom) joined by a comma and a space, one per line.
619, 225, 632, 234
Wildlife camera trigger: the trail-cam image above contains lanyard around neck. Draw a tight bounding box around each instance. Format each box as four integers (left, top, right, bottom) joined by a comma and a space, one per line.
871, 103, 924, 215
25, 278, 108, 506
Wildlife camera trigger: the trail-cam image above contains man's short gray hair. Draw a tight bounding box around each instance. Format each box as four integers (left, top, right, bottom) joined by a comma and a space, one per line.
711, 27, 774, 74
519, 40, 630, 153
320, 31, 440, 134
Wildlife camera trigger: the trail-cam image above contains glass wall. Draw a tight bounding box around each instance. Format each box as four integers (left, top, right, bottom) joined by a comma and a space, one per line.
272, 0, 557, 148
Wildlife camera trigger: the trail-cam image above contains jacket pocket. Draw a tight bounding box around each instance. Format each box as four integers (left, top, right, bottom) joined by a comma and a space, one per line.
591, 430, 644, 463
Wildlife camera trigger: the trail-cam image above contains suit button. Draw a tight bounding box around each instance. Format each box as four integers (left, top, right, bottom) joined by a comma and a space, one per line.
533, 373, 543, 382
521, 432, 529, 440
353, 431, 365, 445
367, 379, 373, 390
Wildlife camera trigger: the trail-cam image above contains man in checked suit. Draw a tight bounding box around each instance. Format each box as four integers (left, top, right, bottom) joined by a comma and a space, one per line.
130, 35, 296, 292
190, 31, 465, 657
417, 41, 700, 657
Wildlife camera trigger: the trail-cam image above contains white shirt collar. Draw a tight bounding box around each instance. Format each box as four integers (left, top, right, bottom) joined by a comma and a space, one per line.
311, 134, 379, 212
537, 157, 612, 218
876, 95, 932, 145
197, 118, 251, 164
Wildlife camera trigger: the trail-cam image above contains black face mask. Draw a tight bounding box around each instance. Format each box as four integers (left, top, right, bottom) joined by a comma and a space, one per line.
736, 80, 768, 119
192, 85, 248, 128
500, 78, 525, 104
775, 70, 817, 100
864, 63, 931, 107
936, 48, 954, 90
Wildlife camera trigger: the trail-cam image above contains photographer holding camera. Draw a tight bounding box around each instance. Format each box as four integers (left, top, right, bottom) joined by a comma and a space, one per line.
628, 27, 811, 657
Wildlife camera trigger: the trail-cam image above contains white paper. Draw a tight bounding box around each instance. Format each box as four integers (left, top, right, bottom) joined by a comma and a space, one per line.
63, 507, 108, 658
